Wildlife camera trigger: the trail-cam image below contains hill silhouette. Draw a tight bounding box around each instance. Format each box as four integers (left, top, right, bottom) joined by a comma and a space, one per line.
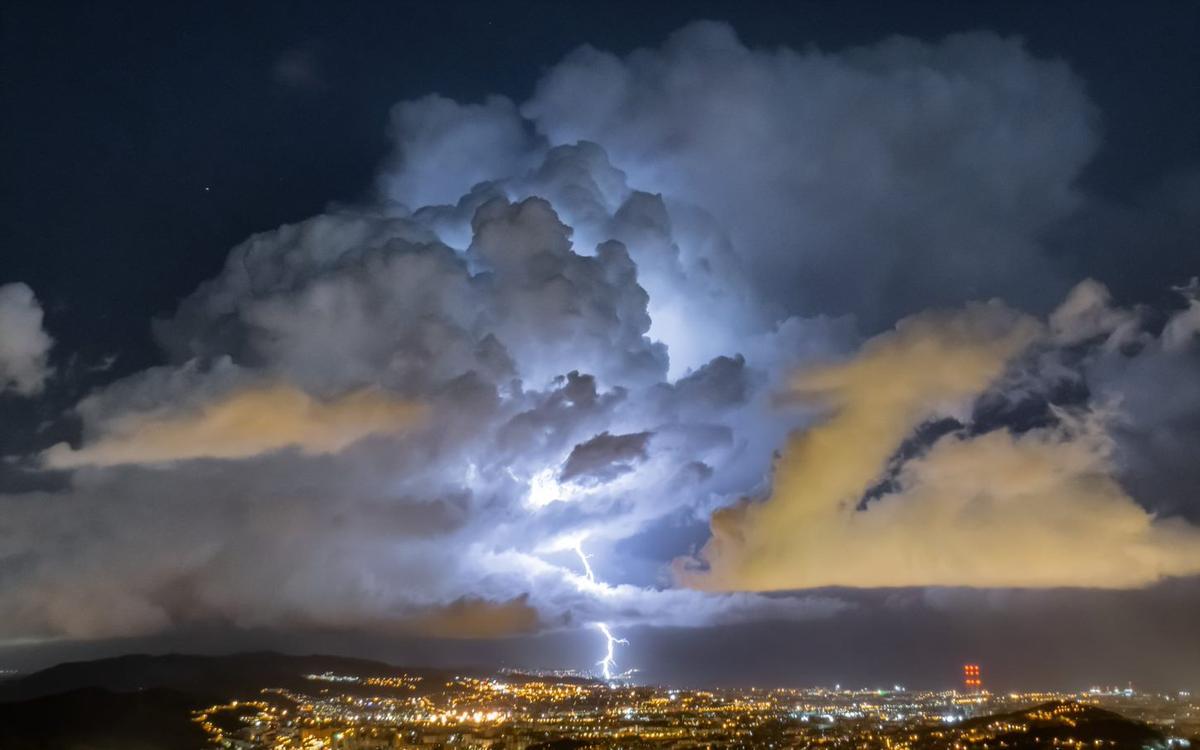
0, 650, 436, 702
920, 700, 1169, 750
0, 652, 465, 750
0, 686, 209, 750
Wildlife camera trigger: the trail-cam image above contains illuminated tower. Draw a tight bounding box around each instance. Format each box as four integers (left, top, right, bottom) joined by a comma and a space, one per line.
962, 664, 982, 692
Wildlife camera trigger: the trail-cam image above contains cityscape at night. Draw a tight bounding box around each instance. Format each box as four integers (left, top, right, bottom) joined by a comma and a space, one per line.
1, 652, 1197, 748
1, 0, 1198, 747
189, 669, 1200, 750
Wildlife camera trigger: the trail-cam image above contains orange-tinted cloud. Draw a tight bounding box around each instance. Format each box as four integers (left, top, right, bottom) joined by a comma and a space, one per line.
397, 596, 542, 638
680, 303, 1200, 590
43, 383, 422, 468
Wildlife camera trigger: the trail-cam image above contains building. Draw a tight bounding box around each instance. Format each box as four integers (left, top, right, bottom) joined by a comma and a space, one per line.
963, 664, 982, 692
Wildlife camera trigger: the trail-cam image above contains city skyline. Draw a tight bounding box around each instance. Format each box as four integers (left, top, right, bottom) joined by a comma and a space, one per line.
3, 651, 1197, 749
2, 0, 1199, 696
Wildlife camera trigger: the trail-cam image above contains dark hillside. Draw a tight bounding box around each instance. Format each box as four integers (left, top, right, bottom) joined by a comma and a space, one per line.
0, 686, 209, 750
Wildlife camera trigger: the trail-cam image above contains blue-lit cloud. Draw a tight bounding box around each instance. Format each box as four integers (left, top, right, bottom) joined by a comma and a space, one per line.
1, 22, 1198, 650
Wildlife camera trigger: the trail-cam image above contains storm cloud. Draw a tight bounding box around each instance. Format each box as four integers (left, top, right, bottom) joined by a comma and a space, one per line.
681, 292, 1200, 590
1, 20, 1197, 668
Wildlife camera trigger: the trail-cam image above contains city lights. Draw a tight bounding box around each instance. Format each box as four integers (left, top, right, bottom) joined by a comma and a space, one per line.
189, 671, 1200, 749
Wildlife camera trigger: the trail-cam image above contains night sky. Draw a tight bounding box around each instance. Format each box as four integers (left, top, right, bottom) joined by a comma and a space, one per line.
2, 1, 1199, 690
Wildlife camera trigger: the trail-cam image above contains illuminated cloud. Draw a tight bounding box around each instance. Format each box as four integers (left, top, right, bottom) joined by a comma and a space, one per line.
1048, 278, 1140, 348
523, 22, 1098, 326
0, 282, 53, 396
1, 21, 1197, 653
682, 299, 1200, 590
42, 383, 422, 468
1162, 278, 1200, 352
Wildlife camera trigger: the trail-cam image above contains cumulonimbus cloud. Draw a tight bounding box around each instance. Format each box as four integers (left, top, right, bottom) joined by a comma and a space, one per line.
522, 22, 1099, 326
2, 19, 1198, 650
680, 296, 1200, 590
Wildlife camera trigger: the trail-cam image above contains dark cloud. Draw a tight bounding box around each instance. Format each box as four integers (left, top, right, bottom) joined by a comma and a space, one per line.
560, 430, 653, 484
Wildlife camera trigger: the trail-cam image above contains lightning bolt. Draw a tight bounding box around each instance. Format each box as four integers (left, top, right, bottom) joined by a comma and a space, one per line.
550, 535, 636, 681
572, 540, 596, 584
595, 622, 628, 682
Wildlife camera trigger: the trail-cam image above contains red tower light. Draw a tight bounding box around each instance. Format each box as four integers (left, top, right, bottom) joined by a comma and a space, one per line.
962, 664, 983, 692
